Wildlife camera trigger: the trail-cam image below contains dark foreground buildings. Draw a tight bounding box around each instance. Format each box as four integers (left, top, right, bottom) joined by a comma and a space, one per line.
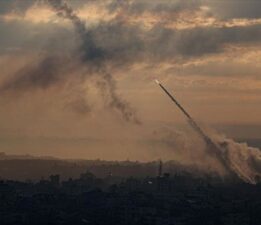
1, 169, 261, 225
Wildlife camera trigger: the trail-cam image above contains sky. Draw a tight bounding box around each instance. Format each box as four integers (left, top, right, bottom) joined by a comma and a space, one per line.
0, 0, 261, 160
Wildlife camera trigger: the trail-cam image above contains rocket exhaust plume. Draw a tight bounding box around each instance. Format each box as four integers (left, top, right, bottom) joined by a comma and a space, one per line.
155, 79, 261, 184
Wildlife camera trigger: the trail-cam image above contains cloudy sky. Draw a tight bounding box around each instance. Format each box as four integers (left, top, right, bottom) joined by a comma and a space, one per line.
0, 0, 261, 160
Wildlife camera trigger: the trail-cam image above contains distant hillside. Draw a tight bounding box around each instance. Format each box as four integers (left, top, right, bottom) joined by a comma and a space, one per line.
0, 153, 219, 182
0, 152, 57, 160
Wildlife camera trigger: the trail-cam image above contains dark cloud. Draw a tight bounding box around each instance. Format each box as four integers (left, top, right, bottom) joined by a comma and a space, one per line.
1, 0, 261, 60
0, 18, 76, 56
114, 0, 261, 20
0, 0, 34, 15
147, 26, 221, 59
148, 24, 261, 58
90, 21, 145, 66
0, 56, 64, 92
107, 0, 201, 15
221, 24, 261, 43
206, 0, 261, 19
102, 0, 261, 61
0, 0, 261, 121
168, 60, 261, 79
86, 22, 261, 64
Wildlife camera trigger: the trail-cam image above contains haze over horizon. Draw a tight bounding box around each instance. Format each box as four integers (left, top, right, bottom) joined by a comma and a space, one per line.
0, 0, 261, 162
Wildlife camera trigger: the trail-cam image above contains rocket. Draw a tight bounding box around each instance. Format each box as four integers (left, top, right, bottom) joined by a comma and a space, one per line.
155, 80, 249, 183
155, 79, 211, 144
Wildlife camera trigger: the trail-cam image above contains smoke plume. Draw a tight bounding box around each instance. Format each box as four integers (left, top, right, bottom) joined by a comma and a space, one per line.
156, 80, 261, 184
212, 135, 261, 184
153, 125, 261, 184
184, 108, 261, 184
184, 125, 261, 184
47, 0, 140, 124
0, 0, 139, 123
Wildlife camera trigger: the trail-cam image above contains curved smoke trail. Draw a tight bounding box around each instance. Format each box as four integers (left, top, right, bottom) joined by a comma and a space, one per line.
46, 0, 140, 124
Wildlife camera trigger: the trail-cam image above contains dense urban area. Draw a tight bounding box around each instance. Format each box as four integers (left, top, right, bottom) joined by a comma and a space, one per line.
0, 153, 261, 225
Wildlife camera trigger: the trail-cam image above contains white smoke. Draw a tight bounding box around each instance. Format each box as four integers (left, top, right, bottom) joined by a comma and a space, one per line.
212, 135, 261, 184
153, 124, 261, 184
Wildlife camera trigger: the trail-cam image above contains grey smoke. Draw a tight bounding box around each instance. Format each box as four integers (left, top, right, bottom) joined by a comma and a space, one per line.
0, 56, 63, 92
184, 113, 261, 184
47, 0, 140, 124
0, 0, 140, 123
214, 136, 261, 184
205, 0, 261, 19
97, 71, 140, 123
154, 125, 261, 184
156, 80, 261, 184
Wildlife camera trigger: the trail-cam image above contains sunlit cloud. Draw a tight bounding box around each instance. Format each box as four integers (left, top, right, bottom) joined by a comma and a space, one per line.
1, 1, 261, 31
1, 3, 56, 24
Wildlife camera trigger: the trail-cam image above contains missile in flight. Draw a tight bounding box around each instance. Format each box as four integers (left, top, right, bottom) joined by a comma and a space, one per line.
155, 80, 252, 183
155, 79, 210, 143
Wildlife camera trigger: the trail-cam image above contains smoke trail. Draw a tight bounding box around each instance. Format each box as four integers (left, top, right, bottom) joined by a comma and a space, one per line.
97, 71, 141, 123
47, 0, 140, 124
156, 80, 261, 184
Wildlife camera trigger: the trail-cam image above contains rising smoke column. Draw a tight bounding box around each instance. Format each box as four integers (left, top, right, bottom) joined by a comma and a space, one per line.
213, 136, 261, 184
47, 0, 140, 124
